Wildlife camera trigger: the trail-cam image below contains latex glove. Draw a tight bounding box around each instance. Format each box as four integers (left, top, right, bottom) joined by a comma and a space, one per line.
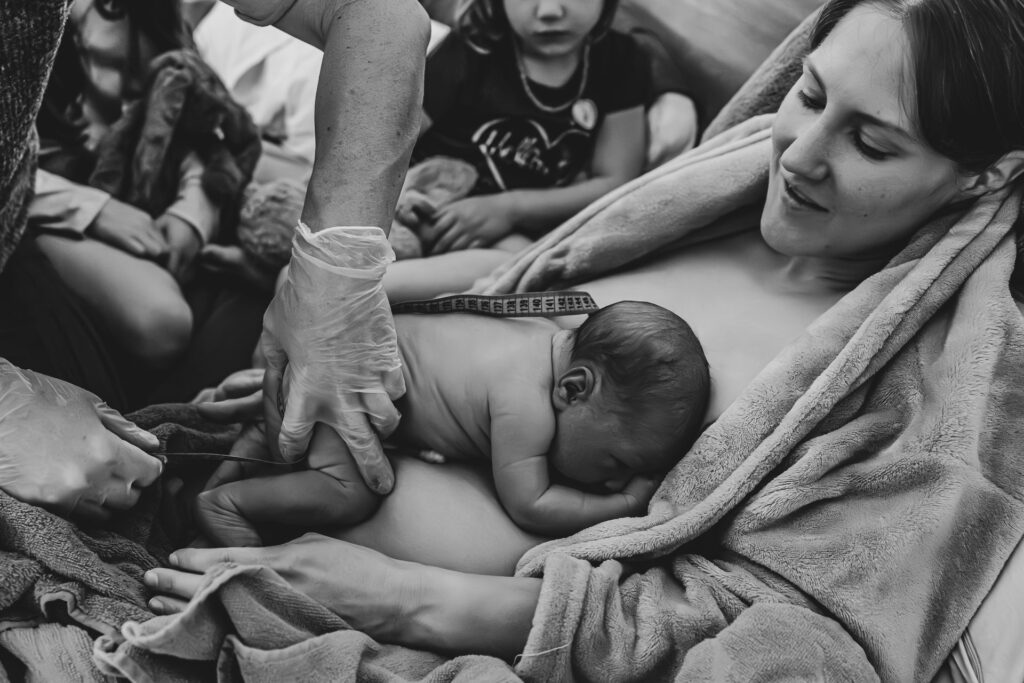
0, 360, 163, 519
261, 222, 405, 494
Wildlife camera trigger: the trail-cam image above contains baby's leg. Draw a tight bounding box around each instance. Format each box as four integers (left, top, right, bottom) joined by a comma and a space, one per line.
196, 425, 380, 546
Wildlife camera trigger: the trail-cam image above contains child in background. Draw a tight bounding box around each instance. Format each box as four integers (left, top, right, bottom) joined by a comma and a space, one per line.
408, 0, 653, 254
30, 0, 203, 368
196, 301, 711, 544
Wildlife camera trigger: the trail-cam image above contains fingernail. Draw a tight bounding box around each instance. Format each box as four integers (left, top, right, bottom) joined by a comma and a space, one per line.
150, 598, 164, 612
144, 570, 158, 587
168, 553, 179, 567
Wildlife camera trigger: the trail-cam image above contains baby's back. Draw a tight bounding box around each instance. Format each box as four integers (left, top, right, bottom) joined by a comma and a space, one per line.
393, 314, 556, 461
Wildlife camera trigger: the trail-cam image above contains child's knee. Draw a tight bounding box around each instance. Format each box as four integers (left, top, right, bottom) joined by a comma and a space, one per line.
125, 294, 193, 366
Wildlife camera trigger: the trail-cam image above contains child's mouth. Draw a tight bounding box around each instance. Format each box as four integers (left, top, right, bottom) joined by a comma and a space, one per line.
533, 30, 573, 44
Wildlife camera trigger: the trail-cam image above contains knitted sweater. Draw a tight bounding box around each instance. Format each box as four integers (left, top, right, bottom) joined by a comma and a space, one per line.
0, 0, 70, 273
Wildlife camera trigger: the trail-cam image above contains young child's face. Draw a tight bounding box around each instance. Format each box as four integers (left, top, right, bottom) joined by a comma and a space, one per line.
502, 0, 604, 59
548, 408, 665, 492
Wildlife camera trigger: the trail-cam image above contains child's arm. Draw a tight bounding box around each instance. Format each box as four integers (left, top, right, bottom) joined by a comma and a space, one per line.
430, 106, 646, 253
505, 106, 648, 234
490, 400, 654, 537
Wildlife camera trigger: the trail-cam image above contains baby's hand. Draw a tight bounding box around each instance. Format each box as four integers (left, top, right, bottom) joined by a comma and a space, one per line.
620, 475, 660, 514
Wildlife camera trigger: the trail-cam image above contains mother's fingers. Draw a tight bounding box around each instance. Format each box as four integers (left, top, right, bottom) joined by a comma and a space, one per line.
196, 391, 264, 423
149, 595, 190, 615
144, 567, 206, 600
169, 545, 269, 573
217, 368, 265, 399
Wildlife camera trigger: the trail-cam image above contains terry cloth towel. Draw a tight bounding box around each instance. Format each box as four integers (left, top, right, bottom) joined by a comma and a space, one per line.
88, 48, 261, 234
0, 405, 237, 681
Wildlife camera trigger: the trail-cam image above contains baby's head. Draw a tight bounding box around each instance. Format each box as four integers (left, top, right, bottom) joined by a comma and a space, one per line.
548, 301, 710, 491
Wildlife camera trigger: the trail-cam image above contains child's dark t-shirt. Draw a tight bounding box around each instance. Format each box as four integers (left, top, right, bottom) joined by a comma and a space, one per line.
415, 31, 653, 195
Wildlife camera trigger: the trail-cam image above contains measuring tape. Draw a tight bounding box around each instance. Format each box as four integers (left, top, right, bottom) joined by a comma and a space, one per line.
390, 290, 599, 318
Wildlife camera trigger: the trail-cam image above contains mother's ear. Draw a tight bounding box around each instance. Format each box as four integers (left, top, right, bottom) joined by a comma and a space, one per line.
551, 366, 596, 412
960, 150, 1024, 197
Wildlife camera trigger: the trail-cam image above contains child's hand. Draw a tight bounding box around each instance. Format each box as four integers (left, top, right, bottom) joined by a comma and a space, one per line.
200, 244, 279, 293
620, 475, 660, 514
428, 195, 515, 254
156, 213, 202, 281
395, 190, 438, 229
86, 198, 169, 259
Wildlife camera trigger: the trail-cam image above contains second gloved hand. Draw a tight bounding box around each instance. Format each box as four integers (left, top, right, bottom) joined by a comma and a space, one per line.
262, 222, 405, 494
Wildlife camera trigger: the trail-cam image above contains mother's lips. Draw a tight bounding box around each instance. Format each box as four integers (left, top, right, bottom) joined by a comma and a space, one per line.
784, 180, 828, 212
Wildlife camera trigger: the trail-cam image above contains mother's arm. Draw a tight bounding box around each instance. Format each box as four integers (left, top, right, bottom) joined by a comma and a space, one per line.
147, 533, 541, 659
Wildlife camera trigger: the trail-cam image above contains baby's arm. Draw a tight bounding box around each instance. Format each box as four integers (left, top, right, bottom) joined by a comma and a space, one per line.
196, 424, 380, 546
490, 399, 652, 537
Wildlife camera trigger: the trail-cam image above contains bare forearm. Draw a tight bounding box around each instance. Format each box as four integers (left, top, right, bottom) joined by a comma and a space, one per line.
400, 563, 541, 659
505, 176, 624, 236
275, 0, 429, 232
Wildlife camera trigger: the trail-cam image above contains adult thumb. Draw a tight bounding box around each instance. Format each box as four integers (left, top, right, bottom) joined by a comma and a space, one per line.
95, 400, 160, 451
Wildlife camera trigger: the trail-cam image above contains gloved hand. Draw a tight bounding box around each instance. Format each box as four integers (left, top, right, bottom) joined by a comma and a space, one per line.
0, 361, 163, 519
261, 222, 405, 494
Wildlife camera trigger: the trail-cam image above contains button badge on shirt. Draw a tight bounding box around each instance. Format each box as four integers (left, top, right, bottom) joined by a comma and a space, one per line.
572, 99, 598, 131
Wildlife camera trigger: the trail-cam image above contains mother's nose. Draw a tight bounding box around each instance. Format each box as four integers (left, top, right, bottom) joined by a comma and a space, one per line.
777, 117, 830, 183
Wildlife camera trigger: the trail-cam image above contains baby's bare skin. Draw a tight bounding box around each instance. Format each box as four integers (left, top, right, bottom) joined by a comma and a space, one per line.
391, 314, 557, 461
197, 314, 657, 545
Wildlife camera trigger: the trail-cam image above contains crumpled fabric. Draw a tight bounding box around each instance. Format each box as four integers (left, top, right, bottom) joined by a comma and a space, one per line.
88, 48, 261, 237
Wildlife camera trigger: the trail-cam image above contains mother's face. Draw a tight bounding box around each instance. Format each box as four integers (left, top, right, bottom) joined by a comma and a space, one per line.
762, 5, 965, 260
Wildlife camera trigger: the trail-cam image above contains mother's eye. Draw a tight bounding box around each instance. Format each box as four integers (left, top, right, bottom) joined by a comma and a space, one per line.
796, 90, 825, 111
852, 131, 891, 161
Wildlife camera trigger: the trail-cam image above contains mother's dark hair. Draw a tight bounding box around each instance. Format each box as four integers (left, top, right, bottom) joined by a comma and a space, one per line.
812, 0, 1024, 173
454, 0, 619, 54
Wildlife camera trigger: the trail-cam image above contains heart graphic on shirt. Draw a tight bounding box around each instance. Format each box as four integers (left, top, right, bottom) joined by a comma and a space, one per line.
471, 117, 589, 191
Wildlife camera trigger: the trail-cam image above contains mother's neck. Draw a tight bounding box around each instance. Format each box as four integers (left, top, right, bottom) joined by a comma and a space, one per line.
775, 253, 891, 293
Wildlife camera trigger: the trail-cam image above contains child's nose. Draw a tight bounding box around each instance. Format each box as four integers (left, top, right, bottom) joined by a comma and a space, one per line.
535, 0, 566, 20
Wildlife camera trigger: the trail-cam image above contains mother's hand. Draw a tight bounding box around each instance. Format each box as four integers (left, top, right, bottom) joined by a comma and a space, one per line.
145, 533, 415, 641
0, 361, 163, 520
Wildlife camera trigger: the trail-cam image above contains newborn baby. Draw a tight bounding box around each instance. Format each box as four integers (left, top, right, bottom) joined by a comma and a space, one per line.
197, 301, 710, 545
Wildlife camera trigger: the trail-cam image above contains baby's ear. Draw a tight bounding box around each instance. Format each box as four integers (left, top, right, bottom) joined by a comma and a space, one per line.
552, 366, 596, 411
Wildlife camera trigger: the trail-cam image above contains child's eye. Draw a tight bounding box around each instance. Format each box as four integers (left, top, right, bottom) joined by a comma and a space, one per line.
852, 131, 891, 161
796, 90, 825, 111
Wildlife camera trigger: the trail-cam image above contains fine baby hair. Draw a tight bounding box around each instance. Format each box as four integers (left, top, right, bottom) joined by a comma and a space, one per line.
454, 0, 620, 53
570, 300, 711, 459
